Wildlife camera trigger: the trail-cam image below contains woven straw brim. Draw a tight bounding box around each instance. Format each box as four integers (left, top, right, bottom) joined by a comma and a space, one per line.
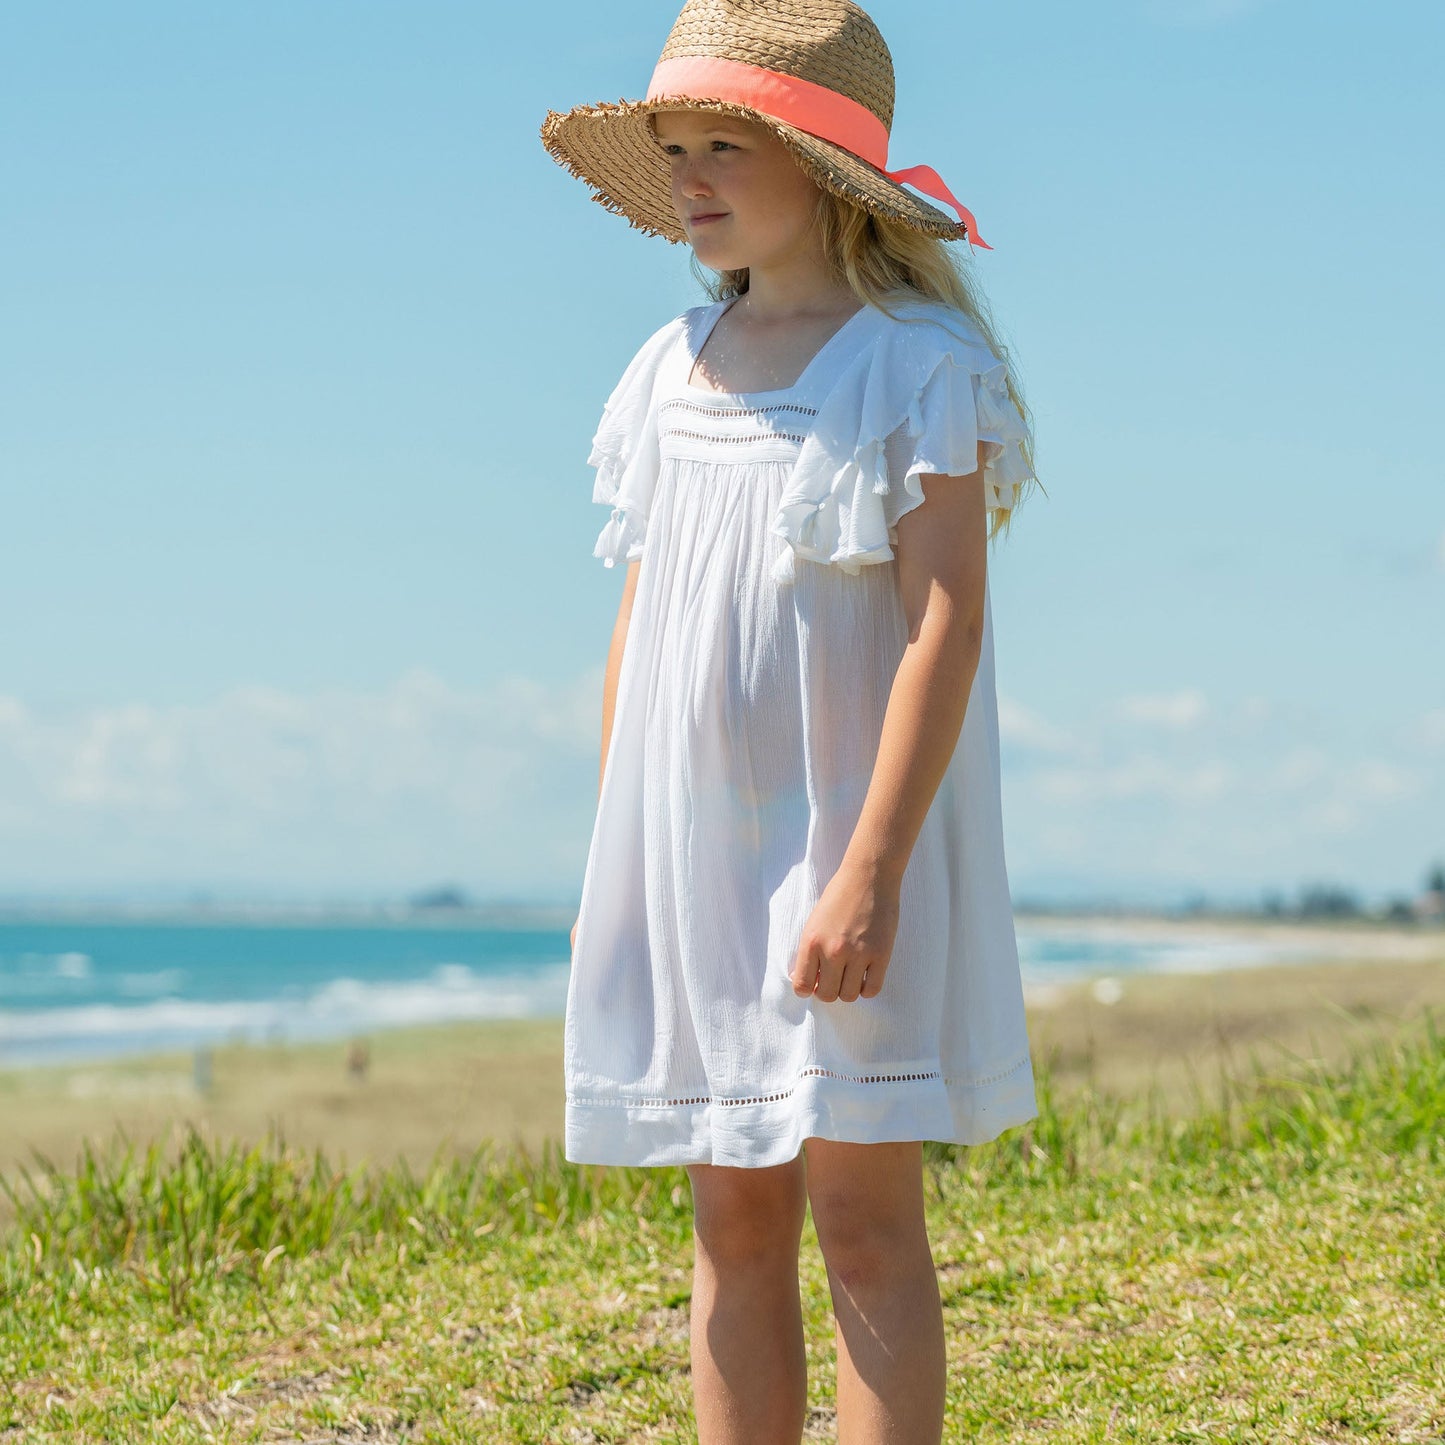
540, 97, 965, 243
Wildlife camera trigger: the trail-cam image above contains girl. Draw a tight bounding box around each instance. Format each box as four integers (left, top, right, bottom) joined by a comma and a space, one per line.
542, 2, 1041, 1440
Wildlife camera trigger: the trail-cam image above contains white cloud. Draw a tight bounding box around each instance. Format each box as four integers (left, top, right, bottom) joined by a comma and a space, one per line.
1271, 746, 1331, 792
998, 689, 1442, 899
1116, 689, 1208, 730
0, 668, 606, 897
1, 672, 1440, 905
1348, 761, 1418, 803
1032, 755, 1234, 804
1301, 800, 1359, 837
997, 695, 1076, 755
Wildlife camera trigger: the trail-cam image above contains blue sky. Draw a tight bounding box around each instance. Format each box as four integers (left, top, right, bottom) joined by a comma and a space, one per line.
1, 0, 1440, 909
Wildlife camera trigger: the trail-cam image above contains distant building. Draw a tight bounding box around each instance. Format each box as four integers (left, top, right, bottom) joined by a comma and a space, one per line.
408, 885, 474, 910
1414, 887, 1445, 922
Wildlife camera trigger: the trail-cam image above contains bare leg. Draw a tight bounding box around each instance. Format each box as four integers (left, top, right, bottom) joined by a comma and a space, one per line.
685, 1150, 810, 1445
805, 1139, 945, 1445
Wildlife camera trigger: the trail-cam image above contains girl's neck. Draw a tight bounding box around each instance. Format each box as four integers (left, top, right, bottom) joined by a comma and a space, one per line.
733, 256, 858, 323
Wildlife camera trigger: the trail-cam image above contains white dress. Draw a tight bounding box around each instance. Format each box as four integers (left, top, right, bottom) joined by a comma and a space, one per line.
566, 292, 1038, 1169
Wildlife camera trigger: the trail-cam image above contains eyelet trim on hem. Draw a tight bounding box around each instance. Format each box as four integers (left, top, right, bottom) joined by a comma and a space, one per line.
567, 1056, 1032, 1111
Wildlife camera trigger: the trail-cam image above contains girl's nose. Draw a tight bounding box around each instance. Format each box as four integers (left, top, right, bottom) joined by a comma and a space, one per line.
676, 159, 713, 197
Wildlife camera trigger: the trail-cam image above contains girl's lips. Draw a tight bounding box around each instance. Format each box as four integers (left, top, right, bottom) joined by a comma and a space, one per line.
689, 212, 728, 226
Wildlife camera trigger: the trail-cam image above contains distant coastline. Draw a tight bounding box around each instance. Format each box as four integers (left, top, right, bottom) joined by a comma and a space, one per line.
2, 897, 1440, 932
0, 900, 581, 930
2, 910, 1440, 1074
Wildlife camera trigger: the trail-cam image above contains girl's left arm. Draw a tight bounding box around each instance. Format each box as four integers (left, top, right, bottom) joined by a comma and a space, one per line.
789, 449, 988, 1002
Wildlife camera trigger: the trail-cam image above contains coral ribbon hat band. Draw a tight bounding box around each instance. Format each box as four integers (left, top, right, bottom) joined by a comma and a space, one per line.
646, 55, 991, 250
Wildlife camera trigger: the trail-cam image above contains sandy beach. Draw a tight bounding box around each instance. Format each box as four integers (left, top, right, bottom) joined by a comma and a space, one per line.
1018, 911, 1445, 966
2, 917, 1442, 1205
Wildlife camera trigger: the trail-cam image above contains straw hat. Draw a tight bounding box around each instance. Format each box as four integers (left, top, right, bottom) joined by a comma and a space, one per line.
539, 0, 989, 248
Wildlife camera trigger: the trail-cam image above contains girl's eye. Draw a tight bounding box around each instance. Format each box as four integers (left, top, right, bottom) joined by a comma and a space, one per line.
659, 140, 737, 156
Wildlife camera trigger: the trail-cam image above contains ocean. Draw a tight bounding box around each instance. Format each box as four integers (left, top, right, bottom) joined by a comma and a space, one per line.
0, 910, 1339, 1069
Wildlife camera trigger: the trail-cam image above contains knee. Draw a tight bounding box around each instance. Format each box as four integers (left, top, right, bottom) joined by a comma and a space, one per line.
688, 1163, 806, 1266
809, 1192, 927, 1292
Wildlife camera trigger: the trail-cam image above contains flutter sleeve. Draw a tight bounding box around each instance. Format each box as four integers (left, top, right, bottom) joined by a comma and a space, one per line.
587, 315, 686, 569
771, 301, 1035, 576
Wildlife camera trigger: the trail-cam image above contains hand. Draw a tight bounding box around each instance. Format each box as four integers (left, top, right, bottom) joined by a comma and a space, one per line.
789, 858, 901, 1003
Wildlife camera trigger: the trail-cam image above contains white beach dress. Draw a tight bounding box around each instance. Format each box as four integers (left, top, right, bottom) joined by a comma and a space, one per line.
566, 293, 1038, 1169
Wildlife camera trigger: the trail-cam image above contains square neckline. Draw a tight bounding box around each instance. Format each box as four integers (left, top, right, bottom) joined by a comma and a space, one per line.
680, 297, 872, 403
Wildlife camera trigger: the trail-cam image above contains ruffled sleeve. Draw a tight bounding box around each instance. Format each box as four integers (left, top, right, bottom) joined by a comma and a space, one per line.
587, 314, 689, 568
771, 301, 1034, 576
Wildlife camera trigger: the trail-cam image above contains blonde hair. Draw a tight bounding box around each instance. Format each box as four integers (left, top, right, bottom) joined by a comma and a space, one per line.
690, 186, 1041, 542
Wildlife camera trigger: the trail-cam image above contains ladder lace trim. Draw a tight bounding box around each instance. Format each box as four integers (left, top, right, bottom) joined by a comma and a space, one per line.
657, 397, 818, 451
661, 398, 819, 420
662, 426, 810, 447
566, 1056, 1032, 1111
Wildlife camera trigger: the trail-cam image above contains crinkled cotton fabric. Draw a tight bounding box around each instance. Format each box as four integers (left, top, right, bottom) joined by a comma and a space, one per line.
567, 294, 1038, 1168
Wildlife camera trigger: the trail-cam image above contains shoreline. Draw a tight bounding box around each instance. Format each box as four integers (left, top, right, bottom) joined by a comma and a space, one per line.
4, 914, 1439, 1075
2, 949, 1442, 1204
1019, 912, 1445, 956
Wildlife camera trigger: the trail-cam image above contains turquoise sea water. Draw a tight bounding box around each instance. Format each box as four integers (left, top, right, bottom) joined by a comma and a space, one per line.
0, 911, 1324, 1068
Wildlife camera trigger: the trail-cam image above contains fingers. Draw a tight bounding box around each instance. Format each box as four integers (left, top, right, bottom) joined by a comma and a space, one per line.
791, 943, 879, 1003
820, 957, 870, 1003
790, 947, 817, 997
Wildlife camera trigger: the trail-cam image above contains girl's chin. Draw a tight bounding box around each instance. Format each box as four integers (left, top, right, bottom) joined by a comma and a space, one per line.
689, 242, 746, 270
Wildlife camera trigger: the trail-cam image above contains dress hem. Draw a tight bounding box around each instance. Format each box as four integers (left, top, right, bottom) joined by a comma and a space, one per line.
563, 1054, 1037, 1169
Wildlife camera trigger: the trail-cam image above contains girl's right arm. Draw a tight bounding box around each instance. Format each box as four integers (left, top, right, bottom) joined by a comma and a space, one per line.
574, 557, 641, 959
598, 557, 643, 799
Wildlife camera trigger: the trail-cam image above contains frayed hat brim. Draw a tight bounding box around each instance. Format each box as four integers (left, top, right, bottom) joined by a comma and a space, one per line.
540, 97, 966, 243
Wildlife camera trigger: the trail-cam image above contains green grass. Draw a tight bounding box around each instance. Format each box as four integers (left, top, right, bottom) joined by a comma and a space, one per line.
2, 1016, 1442, 1443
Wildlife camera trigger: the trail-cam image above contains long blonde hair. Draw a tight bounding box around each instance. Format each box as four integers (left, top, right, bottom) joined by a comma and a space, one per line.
690, 186, 1041, 542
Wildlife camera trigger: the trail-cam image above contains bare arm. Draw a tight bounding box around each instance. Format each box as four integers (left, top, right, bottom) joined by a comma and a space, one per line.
598, 558, 643, 799
575, 557, 643, 957
790, 448, 988, 1001
842, 452, 988, 882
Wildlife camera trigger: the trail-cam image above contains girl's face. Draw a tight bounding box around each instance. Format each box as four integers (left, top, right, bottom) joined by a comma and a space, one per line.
652, 109, 825, 273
